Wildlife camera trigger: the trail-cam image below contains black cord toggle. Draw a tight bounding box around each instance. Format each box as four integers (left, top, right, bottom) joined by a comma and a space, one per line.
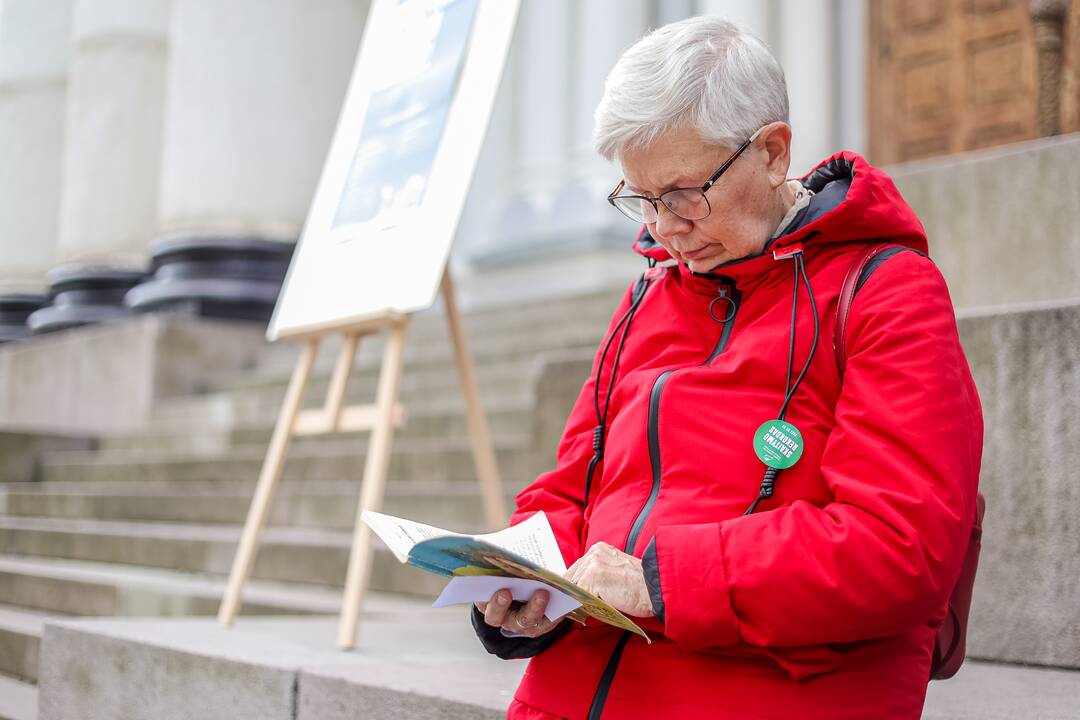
591, 425, 605, 458
759, 467, 779, 498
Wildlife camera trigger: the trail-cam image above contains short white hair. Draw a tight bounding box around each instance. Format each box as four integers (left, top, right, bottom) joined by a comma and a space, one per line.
593, 16, 789, 161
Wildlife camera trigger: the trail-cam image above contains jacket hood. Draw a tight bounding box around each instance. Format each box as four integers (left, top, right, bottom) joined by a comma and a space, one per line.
632, 151, 929, 285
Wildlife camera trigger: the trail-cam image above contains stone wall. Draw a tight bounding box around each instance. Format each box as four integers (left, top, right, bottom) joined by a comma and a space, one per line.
890, 132, 1080, 313
956, 298, 1080, 667
0, 316, 266, 435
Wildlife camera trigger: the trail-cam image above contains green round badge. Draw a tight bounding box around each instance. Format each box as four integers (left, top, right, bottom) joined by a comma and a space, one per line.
753, 419, 804, 469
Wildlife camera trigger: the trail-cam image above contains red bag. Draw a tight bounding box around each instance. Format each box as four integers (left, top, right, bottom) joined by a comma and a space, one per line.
834, 243, 985, 681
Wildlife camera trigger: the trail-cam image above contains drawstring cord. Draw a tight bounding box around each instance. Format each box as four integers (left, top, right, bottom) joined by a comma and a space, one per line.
582, 264, 653, 510
745, 249, 819, 515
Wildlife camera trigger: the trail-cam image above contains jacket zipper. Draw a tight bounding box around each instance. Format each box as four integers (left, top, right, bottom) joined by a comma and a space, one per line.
585, 281, 739, 720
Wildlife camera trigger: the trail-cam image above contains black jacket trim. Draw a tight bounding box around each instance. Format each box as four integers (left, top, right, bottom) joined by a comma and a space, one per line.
641, 536, 666, 624
470, 605, 573, 660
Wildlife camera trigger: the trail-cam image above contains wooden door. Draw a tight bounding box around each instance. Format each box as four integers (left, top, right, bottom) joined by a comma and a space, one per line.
1062, 0, 1080, 132
869, 0, 1041, 164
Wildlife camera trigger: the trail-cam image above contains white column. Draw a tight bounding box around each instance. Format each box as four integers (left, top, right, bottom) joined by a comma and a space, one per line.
695, 0, 771, 40
57, 0, 169, 268
550, 0, 651, 239
157, 0, 369, 241
779, 0, 835, 176
457, 0, 653, 307
835, 0, 868, 156
657, 0, 696, 26
0, 0, 73, 291
452, 16, 520, 260
512, 0, 573, 204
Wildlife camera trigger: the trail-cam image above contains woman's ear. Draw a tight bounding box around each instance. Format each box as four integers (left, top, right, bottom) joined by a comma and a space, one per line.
758, 122, 792, 189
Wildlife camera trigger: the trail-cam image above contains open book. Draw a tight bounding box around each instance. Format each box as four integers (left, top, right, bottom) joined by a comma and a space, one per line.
361, 509, 649, 642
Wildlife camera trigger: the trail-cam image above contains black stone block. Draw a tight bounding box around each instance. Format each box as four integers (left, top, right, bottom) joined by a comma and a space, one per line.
125, 235, 295, 324
27, 266, 147, 335
0, 293, 48, 343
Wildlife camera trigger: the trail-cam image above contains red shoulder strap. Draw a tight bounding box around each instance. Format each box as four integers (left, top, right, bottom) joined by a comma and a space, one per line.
833, 243, 894, 381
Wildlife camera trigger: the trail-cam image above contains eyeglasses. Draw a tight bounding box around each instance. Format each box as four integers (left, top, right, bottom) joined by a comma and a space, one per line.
606, 127, 764, 224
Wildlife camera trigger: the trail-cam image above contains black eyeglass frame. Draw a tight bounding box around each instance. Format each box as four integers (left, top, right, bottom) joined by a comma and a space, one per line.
606, 126, 765, 224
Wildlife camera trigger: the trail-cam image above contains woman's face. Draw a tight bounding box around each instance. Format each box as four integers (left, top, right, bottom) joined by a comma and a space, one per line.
618, 124, 789, 274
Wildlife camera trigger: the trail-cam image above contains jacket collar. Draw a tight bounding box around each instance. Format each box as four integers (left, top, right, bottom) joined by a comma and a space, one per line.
631, 151, 929, 294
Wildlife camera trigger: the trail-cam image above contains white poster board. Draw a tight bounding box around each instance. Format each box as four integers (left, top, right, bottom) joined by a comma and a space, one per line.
267, 0, 519, 340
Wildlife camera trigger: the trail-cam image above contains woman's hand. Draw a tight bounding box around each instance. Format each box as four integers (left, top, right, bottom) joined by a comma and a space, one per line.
565, 541, 655, 618
474, 589, 568, 638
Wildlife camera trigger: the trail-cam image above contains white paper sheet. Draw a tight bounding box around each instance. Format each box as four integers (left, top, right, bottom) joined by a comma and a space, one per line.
432, 575, 582, 621
473, 511, 567, 573
362, 508, 567, 573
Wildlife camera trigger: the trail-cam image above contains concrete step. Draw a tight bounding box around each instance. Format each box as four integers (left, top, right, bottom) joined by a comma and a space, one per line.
34, 612, 1080, 720
0, 480, 525, 531
218, 352, 538, 397
0, 555, 347, 619
0, 604, 46, 683
0, 586, 440, 689
105, 399, 538, 453
211, 323, 604, 397
0, 673, 36, 720
214, 356, 540, 411
38, 613, 524, 719
0, 555, 440, 625
219, 291, 619, 388
0, 517, 457, 595
146, 374, 537, 434
37, 437, 549, 486
143, 382, 550, 433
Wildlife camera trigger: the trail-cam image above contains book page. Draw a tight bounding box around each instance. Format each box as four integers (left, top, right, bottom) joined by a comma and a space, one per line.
473, 511, 567, 574
361, 509, 468, 563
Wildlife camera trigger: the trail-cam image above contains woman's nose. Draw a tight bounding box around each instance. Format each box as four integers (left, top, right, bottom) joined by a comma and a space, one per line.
652, 202, 693, 240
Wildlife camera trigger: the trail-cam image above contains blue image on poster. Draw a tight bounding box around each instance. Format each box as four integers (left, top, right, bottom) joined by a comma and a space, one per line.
332, 0, 479, 232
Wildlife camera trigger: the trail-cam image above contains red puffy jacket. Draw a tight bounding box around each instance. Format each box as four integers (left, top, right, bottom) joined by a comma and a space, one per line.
473, 151, 984, 720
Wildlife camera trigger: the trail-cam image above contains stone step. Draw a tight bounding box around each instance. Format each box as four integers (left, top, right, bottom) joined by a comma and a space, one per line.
0, 555, 437, 627
0, 584, 440, 689
0, 480, 525, 531
37, 438, 549, 486
213, 323, 604, 394
149, 375, 536, 431
218, 349, 539, 396
100, 403, 538, 454
0, 555, 344, 619
225, 353, 540, 404
144, 380, 549, 432
38, 613, 523, 719
0, 603, 46, 683
0, 672, 36, 720
0, 517, 458, 595
228, 290, 619, 385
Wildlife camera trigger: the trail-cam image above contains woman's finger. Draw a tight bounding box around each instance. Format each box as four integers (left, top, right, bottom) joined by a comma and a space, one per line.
566, 557, 587, 585
482, 589, 513, 627
506, 589, 549, 635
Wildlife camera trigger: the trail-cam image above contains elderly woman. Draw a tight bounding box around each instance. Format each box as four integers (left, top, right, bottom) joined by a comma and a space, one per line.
471, 16, 983, 720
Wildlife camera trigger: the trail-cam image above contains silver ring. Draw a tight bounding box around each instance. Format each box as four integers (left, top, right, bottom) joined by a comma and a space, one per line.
515, 614, 535, 629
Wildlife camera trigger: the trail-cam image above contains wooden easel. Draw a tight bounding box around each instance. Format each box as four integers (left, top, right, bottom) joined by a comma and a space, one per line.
217, 267, 508, 649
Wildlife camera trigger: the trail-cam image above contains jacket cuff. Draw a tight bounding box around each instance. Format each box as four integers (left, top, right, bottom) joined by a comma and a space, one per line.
641, 536, 666, 624
654, 523, 740, 650
469, 605, 571, 660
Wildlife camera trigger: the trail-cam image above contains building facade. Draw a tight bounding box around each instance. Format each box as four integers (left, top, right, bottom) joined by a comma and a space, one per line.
0, 0, 870, 311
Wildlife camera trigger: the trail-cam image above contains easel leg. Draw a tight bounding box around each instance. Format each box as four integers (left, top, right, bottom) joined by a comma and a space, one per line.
337, 320, 409, 649
324, 333, 360, 429
218, 338, 319, 626
440, 269, 508, 530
